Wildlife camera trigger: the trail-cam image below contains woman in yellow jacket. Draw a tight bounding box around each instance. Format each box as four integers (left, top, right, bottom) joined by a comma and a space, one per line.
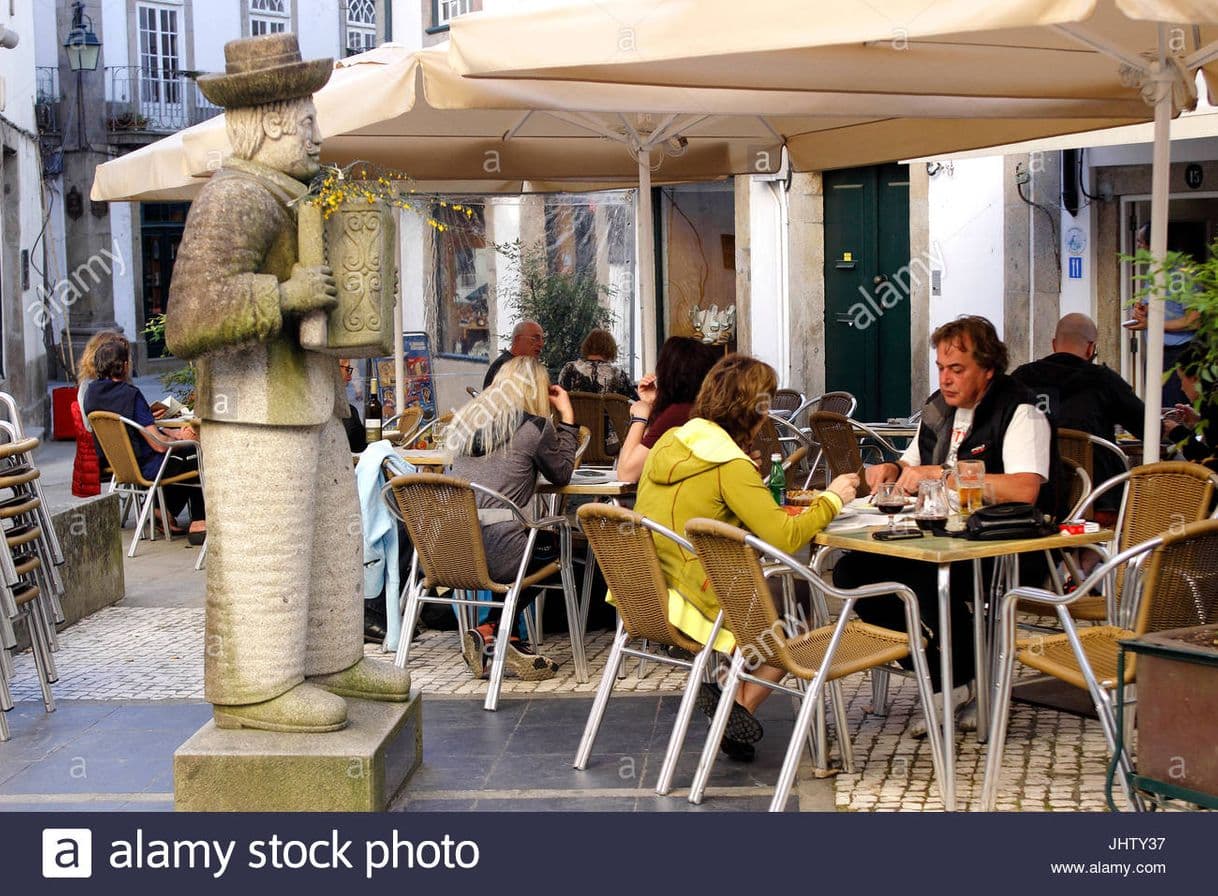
634, 354, 858, 760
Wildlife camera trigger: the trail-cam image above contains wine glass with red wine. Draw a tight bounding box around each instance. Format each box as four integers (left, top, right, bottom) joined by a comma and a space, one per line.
873, 482, 907, 533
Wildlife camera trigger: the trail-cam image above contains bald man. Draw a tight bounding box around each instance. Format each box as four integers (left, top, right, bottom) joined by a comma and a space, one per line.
483, 319, 545, 388
1012, 313, 1144, 512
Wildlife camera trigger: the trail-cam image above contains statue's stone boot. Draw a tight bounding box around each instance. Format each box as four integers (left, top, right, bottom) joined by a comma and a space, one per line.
213, 682, 348, 733
309, 658, 411, 702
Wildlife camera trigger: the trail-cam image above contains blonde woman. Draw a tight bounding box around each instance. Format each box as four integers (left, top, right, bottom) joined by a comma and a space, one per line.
447, 356, 580, 680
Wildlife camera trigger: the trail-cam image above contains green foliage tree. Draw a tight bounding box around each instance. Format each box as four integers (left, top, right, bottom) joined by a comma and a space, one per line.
1126, 240, 1218, 437
143, 314, 196, 402
497, 240, 616, 376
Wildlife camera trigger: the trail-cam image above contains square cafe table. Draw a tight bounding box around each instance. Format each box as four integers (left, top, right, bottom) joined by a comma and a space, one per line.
813, 522, 1112, 810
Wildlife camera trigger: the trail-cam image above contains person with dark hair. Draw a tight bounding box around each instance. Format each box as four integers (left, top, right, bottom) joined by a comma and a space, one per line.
615, 336, 720, 482
82, 335, 206, 534
635, 353, 858, 761
558, 328, 635, 398
1125, 222, 1201, 408
1163, 340, 1218, 470
839, 314, 1058, 736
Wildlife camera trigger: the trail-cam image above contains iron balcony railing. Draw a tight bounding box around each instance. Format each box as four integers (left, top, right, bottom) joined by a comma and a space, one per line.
105, 66, 222, 133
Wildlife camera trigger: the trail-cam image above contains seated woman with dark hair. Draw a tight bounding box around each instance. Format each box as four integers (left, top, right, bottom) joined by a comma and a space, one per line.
615, 336, 721, 483
634, 354, 858, 761
82, 336, 205, 536
558, 328, 636, 399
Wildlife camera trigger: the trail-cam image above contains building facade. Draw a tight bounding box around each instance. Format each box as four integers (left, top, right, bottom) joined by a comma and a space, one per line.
0, 2, 51, 433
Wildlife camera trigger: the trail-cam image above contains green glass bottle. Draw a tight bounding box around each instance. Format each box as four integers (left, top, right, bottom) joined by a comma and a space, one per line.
768, 453, 786, 505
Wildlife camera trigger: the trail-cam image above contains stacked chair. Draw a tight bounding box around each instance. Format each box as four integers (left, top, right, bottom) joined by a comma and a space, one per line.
0, 392, 64, 740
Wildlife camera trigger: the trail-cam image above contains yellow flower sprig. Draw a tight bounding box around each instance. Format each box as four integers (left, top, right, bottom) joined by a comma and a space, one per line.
297, 161, 477, 229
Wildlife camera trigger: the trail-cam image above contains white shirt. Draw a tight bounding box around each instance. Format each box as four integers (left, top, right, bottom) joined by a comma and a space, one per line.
900, 404, 1051, 480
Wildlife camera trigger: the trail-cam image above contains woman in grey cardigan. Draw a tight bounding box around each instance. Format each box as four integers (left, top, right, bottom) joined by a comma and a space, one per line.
447, 356, 579, 680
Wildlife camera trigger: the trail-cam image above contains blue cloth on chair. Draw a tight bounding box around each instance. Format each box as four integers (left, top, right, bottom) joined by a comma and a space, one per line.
355, 441, 413, 649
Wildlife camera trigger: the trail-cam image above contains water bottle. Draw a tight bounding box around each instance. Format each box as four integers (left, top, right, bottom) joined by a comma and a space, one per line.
768, 453, 786, 505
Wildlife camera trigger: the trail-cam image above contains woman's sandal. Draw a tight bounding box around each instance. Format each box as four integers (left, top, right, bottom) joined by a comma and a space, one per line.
152, 510, 187, 537
505, 640, 560, 681
187, 521, 207, 546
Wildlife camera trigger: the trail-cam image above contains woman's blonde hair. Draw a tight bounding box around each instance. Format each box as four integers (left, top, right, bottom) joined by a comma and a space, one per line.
78, 329, 125, 382
692, 354, 777, 448
446, 356, 552, 455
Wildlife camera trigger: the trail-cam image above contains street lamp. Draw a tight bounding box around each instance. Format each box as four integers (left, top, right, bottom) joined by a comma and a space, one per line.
63, 1, 101, 72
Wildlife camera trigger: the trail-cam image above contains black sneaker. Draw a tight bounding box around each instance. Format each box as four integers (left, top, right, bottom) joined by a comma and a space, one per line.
696, 682, 764, 744
719, 736, 756, 762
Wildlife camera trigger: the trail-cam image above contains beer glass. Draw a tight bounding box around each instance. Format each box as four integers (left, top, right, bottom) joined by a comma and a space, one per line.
954, 460, 985, 518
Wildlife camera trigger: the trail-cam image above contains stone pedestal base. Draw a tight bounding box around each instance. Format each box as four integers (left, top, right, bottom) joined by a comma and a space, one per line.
174, 693, 422, 812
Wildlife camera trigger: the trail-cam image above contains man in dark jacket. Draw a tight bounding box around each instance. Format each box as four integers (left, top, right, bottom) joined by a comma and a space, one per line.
483, 319, 544, 387
1012, 313, 1143, 513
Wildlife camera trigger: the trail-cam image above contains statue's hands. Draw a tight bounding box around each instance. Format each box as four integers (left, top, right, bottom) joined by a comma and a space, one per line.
279, 263, 338, 316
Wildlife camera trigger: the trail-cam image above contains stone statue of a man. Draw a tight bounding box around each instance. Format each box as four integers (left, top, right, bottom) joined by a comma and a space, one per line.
167, 34, 409, 732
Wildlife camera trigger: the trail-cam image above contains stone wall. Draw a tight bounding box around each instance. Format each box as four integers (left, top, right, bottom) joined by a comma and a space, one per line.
11, 492, 124, 651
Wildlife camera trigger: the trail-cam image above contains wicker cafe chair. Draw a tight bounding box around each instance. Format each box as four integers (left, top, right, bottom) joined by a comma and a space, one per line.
575, 504, 724, 795
683, 518, 946, 812
383, 406, 424, 445
751, 415, 812, 476
806, 390, 857, 419
382, 472, 587, 711
771, 389, 806, 420
1058, 428, 1131, 521
1061, 462, 1217, 625
87, 411, 203, 558
982, 518, 1218, 811
567, 391, 632, 467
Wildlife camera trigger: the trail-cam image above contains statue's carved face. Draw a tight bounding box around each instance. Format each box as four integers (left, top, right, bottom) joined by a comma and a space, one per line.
256, 98, 322, 181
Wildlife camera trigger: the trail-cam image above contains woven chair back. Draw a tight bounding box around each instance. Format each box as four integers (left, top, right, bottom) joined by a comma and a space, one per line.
1116, 462, 1216, 601
87, 411, 149, 487
568, 391, 631, 466
1131, 518, 1218, 636
810, 391, 857, 418
385, 472, 500, 592
772, 389, 804, 416
808, 411, 869, 498
1061, 457, 1090, 516
1058, 428, 1094, 478
685, 518, 801, 675
577, 504, 702, 652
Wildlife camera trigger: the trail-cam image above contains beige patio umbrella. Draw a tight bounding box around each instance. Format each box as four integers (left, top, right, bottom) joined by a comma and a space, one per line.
451, 0, 1218, 460
94, 42, 1146, 374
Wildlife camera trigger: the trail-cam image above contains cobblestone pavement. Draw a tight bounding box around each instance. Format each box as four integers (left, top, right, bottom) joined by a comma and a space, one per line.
7, 605, 1118, 812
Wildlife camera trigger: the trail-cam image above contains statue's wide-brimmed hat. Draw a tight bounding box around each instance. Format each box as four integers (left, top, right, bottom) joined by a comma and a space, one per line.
198, 34, 332, 109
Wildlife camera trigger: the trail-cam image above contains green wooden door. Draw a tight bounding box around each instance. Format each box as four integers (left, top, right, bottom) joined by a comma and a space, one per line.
823, 163, 911, 422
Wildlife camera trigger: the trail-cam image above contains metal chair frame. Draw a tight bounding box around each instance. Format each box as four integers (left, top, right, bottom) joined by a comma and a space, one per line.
573, 505, 724, 795
382, 472, 587, 711
88, 411, 204, 558
684, 518, 946, 812
982, 519, 1218, 811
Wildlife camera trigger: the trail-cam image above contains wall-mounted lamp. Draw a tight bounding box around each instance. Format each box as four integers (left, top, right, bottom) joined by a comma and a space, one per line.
63, 1, 101, 71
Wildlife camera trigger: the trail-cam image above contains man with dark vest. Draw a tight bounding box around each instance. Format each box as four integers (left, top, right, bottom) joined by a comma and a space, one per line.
836, 316, 1058, 736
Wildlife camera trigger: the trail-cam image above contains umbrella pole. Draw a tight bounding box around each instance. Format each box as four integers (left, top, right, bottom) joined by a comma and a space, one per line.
636, 148, 657, 372
395, 286, 406, 425
1141, 27, 1173, 464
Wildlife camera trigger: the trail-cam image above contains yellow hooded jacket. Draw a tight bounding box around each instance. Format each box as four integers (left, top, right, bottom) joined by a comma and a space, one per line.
633, 417, 842, 651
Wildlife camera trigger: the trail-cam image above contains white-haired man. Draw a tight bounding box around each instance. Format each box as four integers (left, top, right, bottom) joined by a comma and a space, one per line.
483, 319, 544, 387
167, 34, 408, 733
